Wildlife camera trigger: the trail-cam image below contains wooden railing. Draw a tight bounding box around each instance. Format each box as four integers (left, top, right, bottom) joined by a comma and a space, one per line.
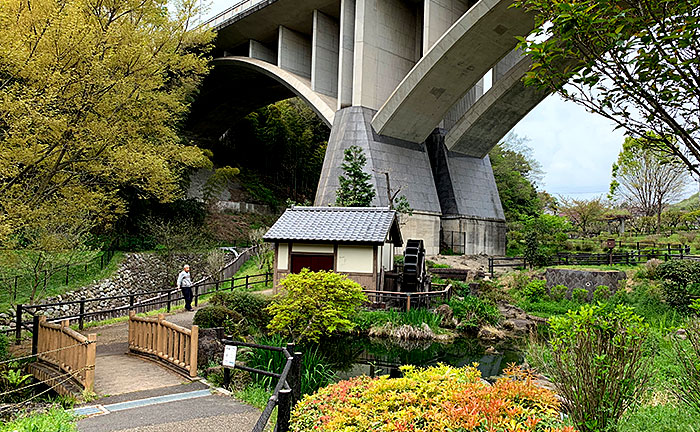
34, 316, 96, 392
128, 312, 199, 378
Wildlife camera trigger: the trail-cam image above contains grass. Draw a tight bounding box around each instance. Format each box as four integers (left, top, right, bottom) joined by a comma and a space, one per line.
0, 251, 124, 311
618, 403, 700, 432
352, 309, 443, 333
1, 407, 76, 432
234, 383, 272, 410
219, 249, 273, 292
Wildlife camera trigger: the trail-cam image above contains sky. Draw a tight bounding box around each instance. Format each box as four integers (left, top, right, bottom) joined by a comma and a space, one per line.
200, 1, 642, 201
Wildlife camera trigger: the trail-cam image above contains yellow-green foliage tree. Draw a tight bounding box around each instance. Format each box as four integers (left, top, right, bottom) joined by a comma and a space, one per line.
268, 270, 367, 342
0, 0, 214, 248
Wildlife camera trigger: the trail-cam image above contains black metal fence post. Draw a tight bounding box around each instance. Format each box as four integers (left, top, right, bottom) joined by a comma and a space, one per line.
287, 343, 302, 406
194, 285, 199, 307
15, 304, 23, 345
31, 314, 40, 355
167, 291, 172, 313
277, 388, 292, 432
79, 300, 85, 330
246, 275, 249, 290
129, 294, 135, 312
223, 367, 231, 389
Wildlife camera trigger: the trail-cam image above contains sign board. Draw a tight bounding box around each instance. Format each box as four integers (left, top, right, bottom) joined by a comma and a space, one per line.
605, 239, 616, 249
222, 345, 238, 369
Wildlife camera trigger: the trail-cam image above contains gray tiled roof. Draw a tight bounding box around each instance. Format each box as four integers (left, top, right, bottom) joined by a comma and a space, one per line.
263, 207, 401, 244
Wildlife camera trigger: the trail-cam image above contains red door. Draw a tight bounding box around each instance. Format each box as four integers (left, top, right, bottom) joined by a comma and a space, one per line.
291, 254, 334, 273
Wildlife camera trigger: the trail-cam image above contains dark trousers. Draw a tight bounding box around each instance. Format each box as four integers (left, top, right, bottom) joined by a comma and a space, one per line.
181, 286, 193, 310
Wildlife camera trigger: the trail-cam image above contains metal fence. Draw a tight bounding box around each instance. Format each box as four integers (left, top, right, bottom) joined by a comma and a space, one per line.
440, 230, 467, 255
221, 340, 302, 432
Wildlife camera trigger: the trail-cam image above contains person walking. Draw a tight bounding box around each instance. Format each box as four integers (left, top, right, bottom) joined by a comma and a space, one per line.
177, 264, 194, 311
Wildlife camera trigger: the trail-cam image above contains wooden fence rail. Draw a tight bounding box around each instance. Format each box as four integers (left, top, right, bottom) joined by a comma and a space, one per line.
362, 285, 452, 312
128, 312, 199, 378
34, 316, 96, 392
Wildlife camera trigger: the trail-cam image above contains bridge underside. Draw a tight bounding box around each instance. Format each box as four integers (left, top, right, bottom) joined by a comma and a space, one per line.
189, 0, 553, 255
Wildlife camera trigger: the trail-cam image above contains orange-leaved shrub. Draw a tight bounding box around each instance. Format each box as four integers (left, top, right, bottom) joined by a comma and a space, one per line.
290, 364, 575, 432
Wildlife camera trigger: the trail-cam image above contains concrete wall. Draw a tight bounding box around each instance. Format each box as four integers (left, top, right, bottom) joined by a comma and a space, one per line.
337, 245, 374, 273
278, 26, 312, 79
423, 0, 471, 52
249, 39, 277, 64
312, 11, 340, 98
352, 0, 420, 110
337, 0, 356, 109
401, 212, 442, 255
441, 216, 506, 255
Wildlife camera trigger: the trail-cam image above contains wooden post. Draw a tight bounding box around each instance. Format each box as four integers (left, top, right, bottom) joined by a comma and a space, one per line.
129, 295, 135, 312
277, 388, 292, 432
194, 285, 199, 307
85, 333, 97, 392
189, 325, 199, 377
167, 291, 172, 313
406, 294, 411, 312
245, 275, 249, 290
156, 314, 164, 358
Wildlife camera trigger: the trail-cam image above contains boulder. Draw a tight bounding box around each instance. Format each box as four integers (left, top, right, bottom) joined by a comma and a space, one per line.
478, 325, 506, 342
434, 304, 456, 328
502, 318, 536, 337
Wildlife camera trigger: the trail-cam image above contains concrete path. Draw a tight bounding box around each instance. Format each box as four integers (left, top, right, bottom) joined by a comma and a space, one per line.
76, 308, 260, 432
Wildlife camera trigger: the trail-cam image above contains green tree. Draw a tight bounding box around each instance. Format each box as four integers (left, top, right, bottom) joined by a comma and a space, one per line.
559, 197, 607, 236
267, 270, 367, 343
521, 214, 571, 266
514, 0, 700, 175
610, 137, 689, 232
335, 146, 376, 207
0, 0, 214, 247
489, 133, 544, 222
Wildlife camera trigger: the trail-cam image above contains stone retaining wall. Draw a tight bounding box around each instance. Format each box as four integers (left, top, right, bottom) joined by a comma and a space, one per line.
544, 268, 627, 300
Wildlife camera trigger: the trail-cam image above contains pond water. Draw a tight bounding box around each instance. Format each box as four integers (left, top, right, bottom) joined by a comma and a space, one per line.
316, 335, 524, 381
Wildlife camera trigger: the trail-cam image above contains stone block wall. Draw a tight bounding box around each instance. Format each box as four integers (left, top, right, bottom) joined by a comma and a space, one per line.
544, 268, 627, 300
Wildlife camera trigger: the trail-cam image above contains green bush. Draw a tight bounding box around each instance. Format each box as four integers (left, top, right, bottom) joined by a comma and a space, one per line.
671, 318, 700, 414
474, 279, 512, 304
657, 260, 700, 286
572, 288, 589, 303
1, 407, 76, 432
521, 279, 547, 302
539, 304, 652, 432
549, 284, 568, 301
211, 291, 271, 331
268, 270, 367, 342
592, 285, 612, 303
193, 306, 243, 336
448, 297, 500, 329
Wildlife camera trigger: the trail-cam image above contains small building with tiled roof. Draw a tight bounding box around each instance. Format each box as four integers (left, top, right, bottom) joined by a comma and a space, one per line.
263, 206, 403, 290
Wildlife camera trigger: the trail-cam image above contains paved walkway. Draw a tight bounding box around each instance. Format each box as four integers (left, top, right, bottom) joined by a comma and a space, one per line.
76, 308, 259, 432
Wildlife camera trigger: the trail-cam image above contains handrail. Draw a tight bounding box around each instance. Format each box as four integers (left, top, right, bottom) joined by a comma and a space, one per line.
34, 316, 96, 392
221, 339, 301, 432
201, 0, 269, 29
128, 312, 199, 378
362, 285, 452, 312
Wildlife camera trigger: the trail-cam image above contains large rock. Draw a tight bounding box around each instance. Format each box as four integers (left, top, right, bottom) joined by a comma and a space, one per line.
502, 318, 535, 337
434, 304, 456, 328
478, 325, 506, 342
197, 327, 226, 369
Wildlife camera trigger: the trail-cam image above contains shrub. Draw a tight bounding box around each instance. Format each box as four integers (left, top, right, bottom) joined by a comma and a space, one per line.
550, 284, 568, 301
448, 297, 500, 329
644, 258, 663, 279
521, 279, 547, 302
592, 285, 611, 303
244, 334, 335, 396
267, 270, 367, 342
657, 260, 700, 286
572, 288, 589, 303
540, 304, 652, 432
474, 279, 512, 304
671, 318, 700, 414
211, 291, 271, 331
290, 364, 575, 432
193, 306, 243, 336
0, 407, 77, 432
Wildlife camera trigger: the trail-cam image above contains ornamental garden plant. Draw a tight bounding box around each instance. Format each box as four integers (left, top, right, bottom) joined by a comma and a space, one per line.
290, 364, 575, 432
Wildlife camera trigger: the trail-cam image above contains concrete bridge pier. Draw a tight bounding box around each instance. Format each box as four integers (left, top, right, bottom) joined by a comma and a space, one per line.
315, 106, 505, 255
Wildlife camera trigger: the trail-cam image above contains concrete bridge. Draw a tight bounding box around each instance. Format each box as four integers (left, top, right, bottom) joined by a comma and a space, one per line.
189, 0, 549, 255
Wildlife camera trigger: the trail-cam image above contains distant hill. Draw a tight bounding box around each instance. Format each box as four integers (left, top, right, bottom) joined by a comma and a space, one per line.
671, 193, 700, 211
